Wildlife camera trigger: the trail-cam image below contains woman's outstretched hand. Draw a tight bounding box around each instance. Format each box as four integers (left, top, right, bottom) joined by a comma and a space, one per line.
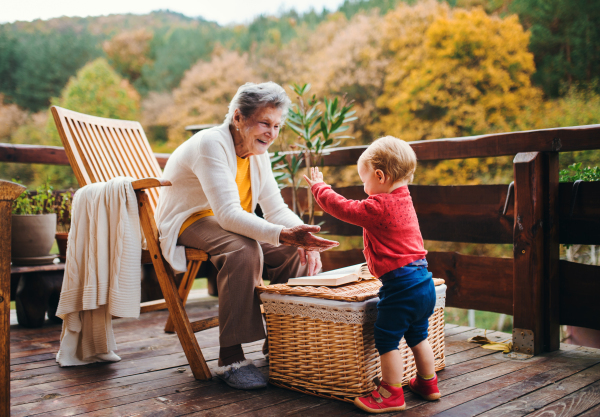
279, 224, 339, 252
303, 167, 325, 188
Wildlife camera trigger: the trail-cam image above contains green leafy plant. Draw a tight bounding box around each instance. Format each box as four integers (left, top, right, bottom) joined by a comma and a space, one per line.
284, 83, 356, 224
270, 149, 304, 215
559, 162, 600, 182
12, 180, 56, 215
558, 163, 599, 265
56, 190, 74, 233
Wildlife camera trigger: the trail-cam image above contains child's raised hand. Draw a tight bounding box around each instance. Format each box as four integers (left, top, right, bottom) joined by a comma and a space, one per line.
303, 167, 325, 187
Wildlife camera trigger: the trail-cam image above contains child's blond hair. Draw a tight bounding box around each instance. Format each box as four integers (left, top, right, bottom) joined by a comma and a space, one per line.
358, 136, 417, 183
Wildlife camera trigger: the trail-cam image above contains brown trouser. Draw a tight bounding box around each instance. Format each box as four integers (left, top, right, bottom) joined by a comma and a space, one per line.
178, 216, 308, 347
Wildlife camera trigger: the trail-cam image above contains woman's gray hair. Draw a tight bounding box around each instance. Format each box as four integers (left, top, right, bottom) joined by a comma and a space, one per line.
224, 82, 291, 125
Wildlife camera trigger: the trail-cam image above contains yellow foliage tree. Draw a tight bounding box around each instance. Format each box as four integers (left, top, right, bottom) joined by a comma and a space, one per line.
103, 29, 154, 82
158, 48, 261, 149
375, 6, 542, 141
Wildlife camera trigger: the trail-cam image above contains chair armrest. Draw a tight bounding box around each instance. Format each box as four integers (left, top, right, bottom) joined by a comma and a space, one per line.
131, 177, 172, 190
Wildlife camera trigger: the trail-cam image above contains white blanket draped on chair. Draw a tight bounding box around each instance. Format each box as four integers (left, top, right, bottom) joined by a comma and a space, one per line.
56, 176, 143, 366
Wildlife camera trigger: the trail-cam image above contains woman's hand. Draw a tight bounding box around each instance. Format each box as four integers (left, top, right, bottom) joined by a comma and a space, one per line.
279, 224, 339, 252
297, 248, 322, 276
303, 167, 325, 188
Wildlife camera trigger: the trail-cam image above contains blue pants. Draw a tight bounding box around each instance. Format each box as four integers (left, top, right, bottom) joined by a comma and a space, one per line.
374, 260, 436, 355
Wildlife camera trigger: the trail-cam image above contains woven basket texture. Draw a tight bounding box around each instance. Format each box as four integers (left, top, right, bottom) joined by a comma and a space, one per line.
266, 306, 446, 403
257, 278, 445, 302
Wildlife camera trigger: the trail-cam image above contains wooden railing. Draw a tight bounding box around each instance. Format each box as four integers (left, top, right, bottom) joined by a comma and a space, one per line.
1, 123, 599, 355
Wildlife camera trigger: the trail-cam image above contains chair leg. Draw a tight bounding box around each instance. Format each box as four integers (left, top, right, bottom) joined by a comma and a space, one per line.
164, 259, 202, 333
136, 191, 211, 380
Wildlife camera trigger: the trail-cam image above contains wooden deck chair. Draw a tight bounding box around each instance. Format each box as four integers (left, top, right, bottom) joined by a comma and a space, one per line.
51, 105, 218, 380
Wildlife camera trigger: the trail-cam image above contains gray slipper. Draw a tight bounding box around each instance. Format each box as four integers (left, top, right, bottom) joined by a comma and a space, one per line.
215, 359, 268, 390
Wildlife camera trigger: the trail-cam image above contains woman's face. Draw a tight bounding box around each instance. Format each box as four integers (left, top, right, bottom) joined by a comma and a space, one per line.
234, 105, 283, 157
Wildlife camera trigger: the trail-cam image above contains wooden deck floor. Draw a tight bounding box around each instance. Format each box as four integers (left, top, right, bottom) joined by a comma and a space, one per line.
10, 300, 600, 416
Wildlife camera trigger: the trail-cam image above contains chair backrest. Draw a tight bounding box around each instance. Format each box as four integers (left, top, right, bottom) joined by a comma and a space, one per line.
51, 106, 163, 211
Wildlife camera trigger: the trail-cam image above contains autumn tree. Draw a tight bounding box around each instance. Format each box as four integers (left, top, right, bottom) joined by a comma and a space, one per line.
103, 29, 153, 83
375, 6, 541, 141
156, 49, 261, 148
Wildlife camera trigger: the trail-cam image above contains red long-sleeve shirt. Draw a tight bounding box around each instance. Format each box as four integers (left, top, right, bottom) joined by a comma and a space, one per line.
312, 183, 427, 278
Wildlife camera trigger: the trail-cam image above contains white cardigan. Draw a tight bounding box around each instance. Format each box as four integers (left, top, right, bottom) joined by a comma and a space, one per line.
56, 177, 142, 366
155, 123, 304, 273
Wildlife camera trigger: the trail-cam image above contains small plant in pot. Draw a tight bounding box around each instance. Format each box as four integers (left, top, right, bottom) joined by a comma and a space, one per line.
55, 190, 73, 262
11, 181, 58, 266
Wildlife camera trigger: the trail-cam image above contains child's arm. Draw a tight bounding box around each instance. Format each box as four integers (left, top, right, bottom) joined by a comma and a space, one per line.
304, 168, 382, 227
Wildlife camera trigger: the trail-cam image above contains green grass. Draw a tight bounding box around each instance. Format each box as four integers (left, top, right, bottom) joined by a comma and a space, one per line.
191, 278, 208, 290
445, 307, 513, 334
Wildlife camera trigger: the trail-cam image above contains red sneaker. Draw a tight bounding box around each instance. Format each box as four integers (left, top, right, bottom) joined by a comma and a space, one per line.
354, 379, 406, 413
408, 373, 441, 401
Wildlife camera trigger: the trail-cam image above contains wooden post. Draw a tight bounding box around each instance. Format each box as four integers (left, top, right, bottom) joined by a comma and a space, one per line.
514, 152, 544, 355
543, 152, 560, 352
513, 152, 560, 355
0, 180, 26, 417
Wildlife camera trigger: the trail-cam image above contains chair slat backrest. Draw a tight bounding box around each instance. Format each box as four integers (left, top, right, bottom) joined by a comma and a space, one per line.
51, 106, 163, 211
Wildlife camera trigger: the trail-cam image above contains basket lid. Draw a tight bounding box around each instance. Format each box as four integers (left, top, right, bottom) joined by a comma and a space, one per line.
257, 277, 445, 302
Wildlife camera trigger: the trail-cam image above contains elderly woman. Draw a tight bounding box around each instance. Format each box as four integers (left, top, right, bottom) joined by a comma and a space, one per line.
156, 82, 338, 389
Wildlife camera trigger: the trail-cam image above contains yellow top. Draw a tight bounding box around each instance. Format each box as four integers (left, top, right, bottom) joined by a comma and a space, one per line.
179, 155, 252, 236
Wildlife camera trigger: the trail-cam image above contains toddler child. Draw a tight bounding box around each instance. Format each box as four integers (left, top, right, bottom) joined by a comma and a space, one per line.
304, 136, 441, 413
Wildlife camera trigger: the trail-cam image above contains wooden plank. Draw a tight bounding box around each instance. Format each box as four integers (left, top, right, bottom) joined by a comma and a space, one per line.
513, 152, 546, 355
10, 263, 64, 275
525, 378, 600, 417
188, 388, 308, 416
444, 326, 477, 337
579, 403, 600, 416
0, 143, 70, 165
190, 316, 219, 333
283, 184, 515, 243
559, 261, 600, 330
413, 184, 514, 244
399, 358, 566, 416
544, 153, 560, 352
428, 252, 513, 315
409, 125, 600, 161
479, 361, 600, 417
0, 180, 26, 417
277, 124, 600, 167
140, 299, 168, 313
0, 142, 170, 168
131, 177, 171, 190
559, 181, 600, 245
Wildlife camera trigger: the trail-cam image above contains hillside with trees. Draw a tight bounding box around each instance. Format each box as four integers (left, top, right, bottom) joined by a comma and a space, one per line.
1, 0, 599, 189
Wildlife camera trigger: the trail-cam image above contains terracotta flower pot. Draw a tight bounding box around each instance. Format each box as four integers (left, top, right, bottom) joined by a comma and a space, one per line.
55, 231, 69, 262
11, 213, 57, 265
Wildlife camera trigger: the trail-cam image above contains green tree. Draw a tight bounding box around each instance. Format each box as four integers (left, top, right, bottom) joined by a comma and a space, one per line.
139, 26, 217, 93
51, 57, 140, 123
512, 0, 600, 97
11, 29, 101, 111
0, 28, 19, 103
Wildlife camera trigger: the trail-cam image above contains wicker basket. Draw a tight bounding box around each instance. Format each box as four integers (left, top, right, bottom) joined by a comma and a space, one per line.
258, 282, 446, 403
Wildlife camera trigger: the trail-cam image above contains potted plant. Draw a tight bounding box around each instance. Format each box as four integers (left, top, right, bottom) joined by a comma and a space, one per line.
55, 190, 73, 262
11, 181, 58, 266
